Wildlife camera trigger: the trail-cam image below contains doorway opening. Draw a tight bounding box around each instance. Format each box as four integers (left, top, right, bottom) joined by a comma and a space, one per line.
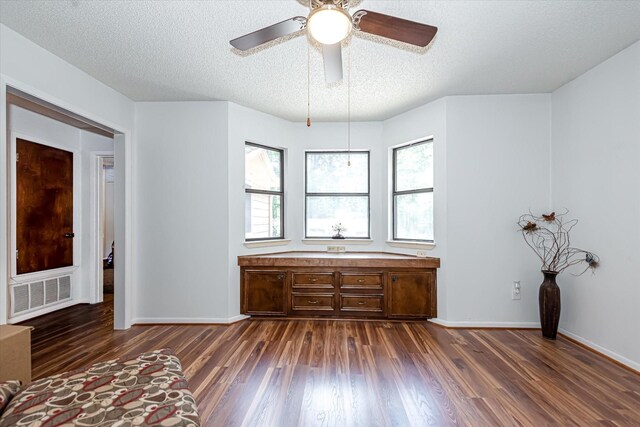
99, 156, 115, 300
4, 86, 126, 328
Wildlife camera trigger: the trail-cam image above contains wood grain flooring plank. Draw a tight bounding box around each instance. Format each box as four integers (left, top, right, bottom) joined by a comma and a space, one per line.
18, 297, 640, 426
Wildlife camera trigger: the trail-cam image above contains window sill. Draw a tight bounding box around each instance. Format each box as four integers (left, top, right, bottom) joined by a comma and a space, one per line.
244, 239, 291, 249
302, 238, 373, 245
386, 240, 436, 250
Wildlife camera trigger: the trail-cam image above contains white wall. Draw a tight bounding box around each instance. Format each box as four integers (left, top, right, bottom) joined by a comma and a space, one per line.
226, 102, 384, 318
227, 103, 293, 318
0, 25, 134, 130
288, 121, 385, 250
382, 98, 449, 319
1, 24, 135, 327
381, 95, 551, 326
134, 102, 230, 322
9, 105, 81, 147
551, 40, 640, 369
445, 94, 551, 325
226, 95, 551, 329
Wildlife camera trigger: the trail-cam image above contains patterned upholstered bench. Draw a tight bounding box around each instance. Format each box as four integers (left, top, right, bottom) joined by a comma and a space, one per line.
0, 349, 201, 426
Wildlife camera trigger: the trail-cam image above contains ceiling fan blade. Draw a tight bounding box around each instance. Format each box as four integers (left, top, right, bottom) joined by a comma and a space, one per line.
355, 10, 437, 47
230, 17, 307, 51
322, 43, 343, 83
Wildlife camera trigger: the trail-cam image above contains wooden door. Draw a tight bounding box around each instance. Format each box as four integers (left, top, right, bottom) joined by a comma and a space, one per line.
241, 270, 287, 315
16, 138, 74, 274
388, 271, 436, 318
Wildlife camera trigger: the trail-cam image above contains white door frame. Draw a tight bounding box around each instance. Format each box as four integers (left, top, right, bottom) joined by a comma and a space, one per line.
0, 75, 134, 329
90, 153, 114, 304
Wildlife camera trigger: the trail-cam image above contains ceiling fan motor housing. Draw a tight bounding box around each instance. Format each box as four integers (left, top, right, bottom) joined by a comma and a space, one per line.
307, 3, 353, 45
311, 0, 351, 10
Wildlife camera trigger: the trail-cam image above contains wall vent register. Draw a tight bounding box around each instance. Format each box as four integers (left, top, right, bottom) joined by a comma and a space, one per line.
10, 275, 72, 317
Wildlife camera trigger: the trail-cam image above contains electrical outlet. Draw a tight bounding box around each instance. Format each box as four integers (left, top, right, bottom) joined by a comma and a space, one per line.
416, 250, 428, 258
327, 245, 346, 253
512, 281, 521, 300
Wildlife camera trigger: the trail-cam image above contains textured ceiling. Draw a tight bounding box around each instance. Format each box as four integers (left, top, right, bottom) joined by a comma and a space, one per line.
1, 1, 640, 122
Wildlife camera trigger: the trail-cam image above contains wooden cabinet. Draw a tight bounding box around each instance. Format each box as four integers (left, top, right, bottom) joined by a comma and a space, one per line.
290, 272, 337, 315
388, 271, 437, 318
241, 270, 287, 315
339, 272, 385, 316
239, 252, 440, 320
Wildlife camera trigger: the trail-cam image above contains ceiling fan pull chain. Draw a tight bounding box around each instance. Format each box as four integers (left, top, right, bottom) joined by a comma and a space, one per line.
347, 42, 351, 167
307, 41, 311, 127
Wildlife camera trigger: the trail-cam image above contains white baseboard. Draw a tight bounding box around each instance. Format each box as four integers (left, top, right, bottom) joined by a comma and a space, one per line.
132, 315, 249, 325
9, 299, 88, 324
558, 328, 640, 373
429, 318, 539, 329
227, 314, 250, 323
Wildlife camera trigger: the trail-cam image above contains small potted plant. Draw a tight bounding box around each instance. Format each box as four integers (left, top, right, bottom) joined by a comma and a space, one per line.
332, 223, 346, 239
518, 210, 599, 339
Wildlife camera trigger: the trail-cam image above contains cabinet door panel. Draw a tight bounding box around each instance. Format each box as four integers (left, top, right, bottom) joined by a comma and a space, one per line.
388, 271, 436, 318
243, 270, 286, 315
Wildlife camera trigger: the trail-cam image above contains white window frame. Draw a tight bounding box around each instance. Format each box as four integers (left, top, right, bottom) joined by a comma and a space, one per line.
244, 142, 284, 241
304, 150, 371, 239
391, 138, 434, 243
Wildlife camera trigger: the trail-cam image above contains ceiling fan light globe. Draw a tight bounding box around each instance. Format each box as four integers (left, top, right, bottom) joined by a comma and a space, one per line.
307, 6, 352, 45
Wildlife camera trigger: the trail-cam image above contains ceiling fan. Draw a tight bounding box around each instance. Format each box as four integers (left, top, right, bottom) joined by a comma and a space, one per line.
230, 0, 438, 83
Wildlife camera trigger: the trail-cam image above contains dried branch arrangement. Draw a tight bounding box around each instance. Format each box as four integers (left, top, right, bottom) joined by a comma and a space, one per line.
518, 210, 599, 275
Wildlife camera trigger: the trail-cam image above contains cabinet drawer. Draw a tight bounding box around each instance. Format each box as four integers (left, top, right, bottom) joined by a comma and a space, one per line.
292, 273, 335, 289
340, 295, 384, 313
340, 273, 383, 290
291, 293, 335, 311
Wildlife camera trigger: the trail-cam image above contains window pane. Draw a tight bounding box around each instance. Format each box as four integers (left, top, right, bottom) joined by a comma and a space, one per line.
395, 142, 433, 192
306, 152, 368, 193
394, 192, 433, 241
245, 193, 282, 239
245, 145, 281, 192
306, 196, 369, 238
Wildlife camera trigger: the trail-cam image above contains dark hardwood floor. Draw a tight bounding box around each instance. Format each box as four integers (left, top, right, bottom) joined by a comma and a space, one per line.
19, 297, 640, 426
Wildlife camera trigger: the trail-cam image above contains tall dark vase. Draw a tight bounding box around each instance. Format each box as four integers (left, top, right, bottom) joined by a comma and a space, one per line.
539, 270, 561, 339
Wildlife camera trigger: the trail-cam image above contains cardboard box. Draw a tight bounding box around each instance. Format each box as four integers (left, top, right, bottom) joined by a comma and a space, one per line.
0, 325, 32, 385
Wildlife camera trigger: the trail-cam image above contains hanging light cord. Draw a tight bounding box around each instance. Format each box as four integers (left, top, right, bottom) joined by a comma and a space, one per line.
307, 41, 311, 127
347, 42, 351, 166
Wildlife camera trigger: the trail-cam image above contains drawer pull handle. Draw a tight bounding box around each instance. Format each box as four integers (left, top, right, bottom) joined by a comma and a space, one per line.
277, 275, 284, 280
392, 275, 398, 282
357, 301, 366, 305
308, 300, 319, 304
310, 278, 318, 282
357, 279, 365, 283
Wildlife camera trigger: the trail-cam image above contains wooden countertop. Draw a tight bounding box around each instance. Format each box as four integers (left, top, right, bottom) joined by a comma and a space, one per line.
237, 251, 440, 268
